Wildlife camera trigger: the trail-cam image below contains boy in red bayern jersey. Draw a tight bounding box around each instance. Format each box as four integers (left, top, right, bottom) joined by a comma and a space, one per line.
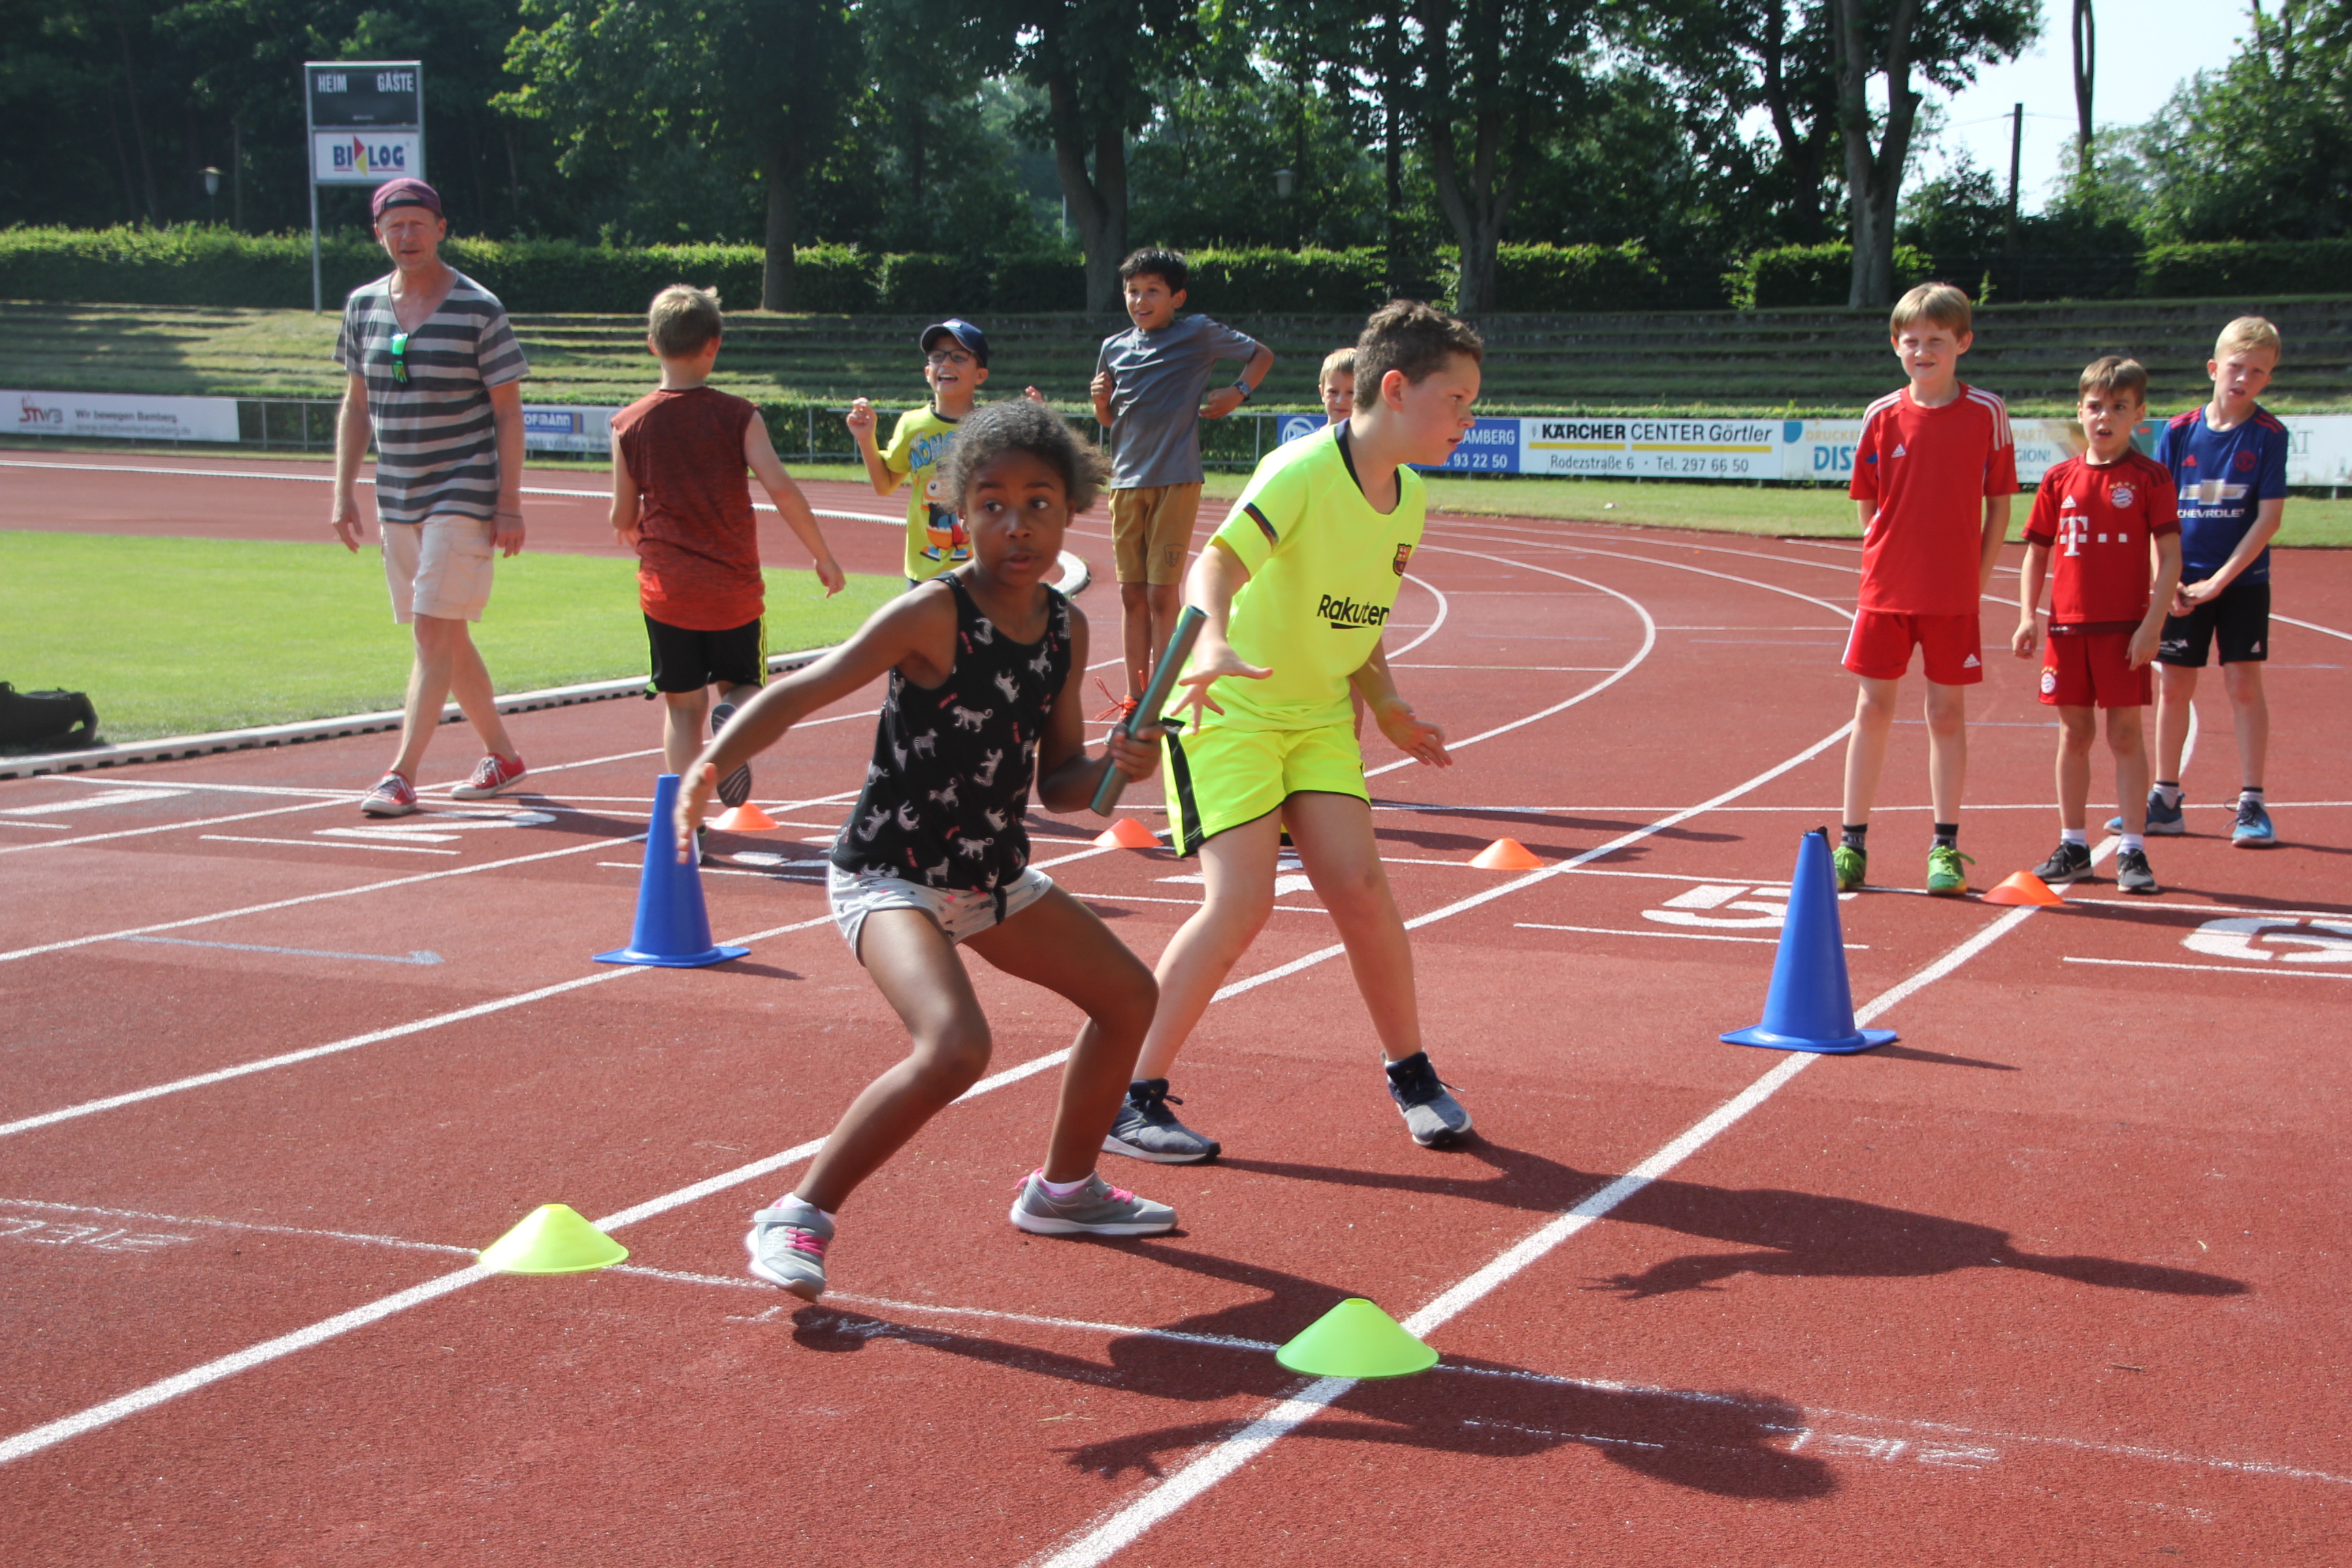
1835, 282, 2017, 896
610, 286, 845, 808
2011, 357, 2182, 894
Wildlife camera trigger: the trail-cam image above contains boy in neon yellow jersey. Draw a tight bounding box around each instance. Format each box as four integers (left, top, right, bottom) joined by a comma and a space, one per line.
1106, 300, 1478, 1163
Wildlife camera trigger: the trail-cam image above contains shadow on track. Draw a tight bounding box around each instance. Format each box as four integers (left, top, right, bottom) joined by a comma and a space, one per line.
1218, 1143, 2247, 1303
786, 1239, 1831, 1498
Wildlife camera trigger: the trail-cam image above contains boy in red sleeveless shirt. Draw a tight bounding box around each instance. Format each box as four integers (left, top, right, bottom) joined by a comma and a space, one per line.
610, 285, 844, 806
1837, 282, 2017, 896
2012, 357, 2181, 894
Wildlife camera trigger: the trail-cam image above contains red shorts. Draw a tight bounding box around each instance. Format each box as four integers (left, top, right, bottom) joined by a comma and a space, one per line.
1842, 610, 1983, 685
2040, 630, 2151, 709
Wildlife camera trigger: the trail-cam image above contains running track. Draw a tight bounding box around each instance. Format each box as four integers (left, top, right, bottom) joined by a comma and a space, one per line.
3, 454, 2349, 1565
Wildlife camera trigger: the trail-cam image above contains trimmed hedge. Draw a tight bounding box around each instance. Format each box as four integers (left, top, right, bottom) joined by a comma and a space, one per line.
1726, 242, 1936, 310
1490, 242, 1666, 311
2140, 238, 2352, 298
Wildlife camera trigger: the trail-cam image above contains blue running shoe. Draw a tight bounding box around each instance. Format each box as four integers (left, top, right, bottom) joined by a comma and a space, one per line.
2110, 789, 2186, 836
2232, 797, 2277, 847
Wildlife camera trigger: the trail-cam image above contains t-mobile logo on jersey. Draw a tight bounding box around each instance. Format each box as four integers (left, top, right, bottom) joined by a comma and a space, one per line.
2057, 503, 2091, 557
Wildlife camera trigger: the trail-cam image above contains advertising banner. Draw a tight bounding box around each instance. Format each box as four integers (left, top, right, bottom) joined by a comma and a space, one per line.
521, 405, 616, 455
10, 390, 239, 443
1520, 416, 1781, 479
1425, 417, 1524, 473
312, 131, 425, 185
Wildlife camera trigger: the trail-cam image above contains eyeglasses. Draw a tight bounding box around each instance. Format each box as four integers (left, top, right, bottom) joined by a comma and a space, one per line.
925, 349, 974, 367
389, 331, 410, 384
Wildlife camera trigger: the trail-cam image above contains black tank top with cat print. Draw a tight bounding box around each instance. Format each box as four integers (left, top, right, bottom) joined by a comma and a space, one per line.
830, 572, 1073, 892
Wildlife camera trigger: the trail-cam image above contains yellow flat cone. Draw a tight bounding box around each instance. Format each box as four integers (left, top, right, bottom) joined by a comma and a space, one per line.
1096, 817, 1160, 849
1469, 837, 1545, 870
1983, 869, 2065, 906
1275, 1298, 1438, 1379
478, 1203, 628, 1274
713, 802, 778, 832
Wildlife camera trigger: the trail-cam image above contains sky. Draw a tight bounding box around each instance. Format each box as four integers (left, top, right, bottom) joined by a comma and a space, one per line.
1926, 0, 2259, 211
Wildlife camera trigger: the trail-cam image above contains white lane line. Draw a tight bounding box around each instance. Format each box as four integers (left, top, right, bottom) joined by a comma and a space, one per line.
0, 788, 186, 815
201, 834, 459, 855
1390, 573, 1448, 659
2274, 612, 2352, 645
120, 936, 444, 966
0, 787, 860, 966
2063, 956, 2352, 981
1215, 721, 1855, 1004
1034, 895, 2057, 1568
1367, 554, 1656, 779
1516, 921, 1865, 949
1441, 525, 1861, 623
0, 820, 71, 832
0, 1198, 474, 1257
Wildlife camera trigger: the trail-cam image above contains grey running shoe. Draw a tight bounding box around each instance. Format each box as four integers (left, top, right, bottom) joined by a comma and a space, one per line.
710, 703, 752, 809
745, 1199, 833, 1301
1009, 1170, 1176, 1236
1386, 1051, 1473, 1147
1102, 1079, 1221, 1164
2114, 847, 2160, 894
2031, 840, 2093, 883
2110, 789, 2186, 835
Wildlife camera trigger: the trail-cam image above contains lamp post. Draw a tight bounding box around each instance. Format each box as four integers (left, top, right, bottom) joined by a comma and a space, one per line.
1274, 167, 1296, 199
203, 167, 221, 227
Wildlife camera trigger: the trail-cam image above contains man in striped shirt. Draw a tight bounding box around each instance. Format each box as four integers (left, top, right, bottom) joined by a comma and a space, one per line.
330, 177, 532, 816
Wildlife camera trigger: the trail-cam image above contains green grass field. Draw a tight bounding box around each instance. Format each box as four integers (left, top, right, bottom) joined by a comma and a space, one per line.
0, 532, 901, 743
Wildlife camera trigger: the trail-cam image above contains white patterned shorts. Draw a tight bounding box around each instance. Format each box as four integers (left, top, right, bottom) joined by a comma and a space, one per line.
827, 864, 1055, 957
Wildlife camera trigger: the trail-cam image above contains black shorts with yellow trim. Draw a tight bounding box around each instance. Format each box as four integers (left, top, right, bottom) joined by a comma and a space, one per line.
644, 613, 768, 693
1162, 717, 1367, 856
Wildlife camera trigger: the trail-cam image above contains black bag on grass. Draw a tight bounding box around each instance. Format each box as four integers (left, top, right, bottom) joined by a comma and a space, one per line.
0, 683, 100, 754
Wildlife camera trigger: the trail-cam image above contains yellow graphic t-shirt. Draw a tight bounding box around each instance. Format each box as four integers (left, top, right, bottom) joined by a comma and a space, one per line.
1194, 423, 1425, 732
881, 404, 968, 581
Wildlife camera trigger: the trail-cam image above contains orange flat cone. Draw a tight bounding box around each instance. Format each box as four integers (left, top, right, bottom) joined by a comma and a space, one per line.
1469, 837, 1545, 870
1983, 869, 2065, 906
1096, 817, 1160, 849
712, 802, 778, 832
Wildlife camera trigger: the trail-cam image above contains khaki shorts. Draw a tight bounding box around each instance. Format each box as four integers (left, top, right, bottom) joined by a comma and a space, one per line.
382, 514, 497, 624
1109, 483, 1203, 586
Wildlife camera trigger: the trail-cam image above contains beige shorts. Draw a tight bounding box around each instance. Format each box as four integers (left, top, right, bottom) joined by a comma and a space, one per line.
382, 514, 497, 624
1109, 484, 1203, 586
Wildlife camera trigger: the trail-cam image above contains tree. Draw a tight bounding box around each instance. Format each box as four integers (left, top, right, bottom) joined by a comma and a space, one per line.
1405, 0, 1600, 314
504, 0, 860, 308
1827, 0, 2036, 306
969, 0, 1201, 312
2133, 0, 2352, 242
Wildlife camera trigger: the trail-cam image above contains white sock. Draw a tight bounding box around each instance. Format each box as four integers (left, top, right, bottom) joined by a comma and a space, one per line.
2061, 828, 2087, 847
2154, 782, 2183, 806
2241, 787, 2265, 803
1039, 1173, 1094, 1198
2119, 833, 2144, 854
779, 1193, 836, 1224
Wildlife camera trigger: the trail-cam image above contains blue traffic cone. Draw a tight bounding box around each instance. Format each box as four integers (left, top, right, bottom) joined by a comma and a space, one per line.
1720, 828, 1895, 1055
593, 773, 750, 968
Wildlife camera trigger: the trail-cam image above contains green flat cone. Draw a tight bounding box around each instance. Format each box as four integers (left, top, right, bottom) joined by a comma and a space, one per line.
1275, 1298, 1438, 1379
478, 1203, 629, 1274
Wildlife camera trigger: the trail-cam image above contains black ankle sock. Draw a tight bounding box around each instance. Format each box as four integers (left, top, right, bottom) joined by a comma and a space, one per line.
1840, 823, 1868, 851
1933, 823, 1959, 849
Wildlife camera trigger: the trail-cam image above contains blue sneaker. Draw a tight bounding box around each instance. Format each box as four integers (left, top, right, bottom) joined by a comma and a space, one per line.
2110, 790, 2186, 836
2232, 797, 2277, 847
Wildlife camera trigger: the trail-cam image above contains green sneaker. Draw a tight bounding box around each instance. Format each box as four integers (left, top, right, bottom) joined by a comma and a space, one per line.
1925, 845, 1974, 896
1831, 843, 1867, 892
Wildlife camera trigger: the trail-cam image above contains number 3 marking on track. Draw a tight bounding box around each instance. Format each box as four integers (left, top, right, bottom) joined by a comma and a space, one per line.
2181, 916, 2352, 964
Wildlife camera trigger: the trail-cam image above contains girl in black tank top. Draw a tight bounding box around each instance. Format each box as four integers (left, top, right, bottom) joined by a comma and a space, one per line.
676, 400, 1177, 1301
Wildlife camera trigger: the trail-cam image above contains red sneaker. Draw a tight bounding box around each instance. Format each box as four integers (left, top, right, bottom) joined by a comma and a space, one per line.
360, 771, 418, 817
451, 753, 527, 799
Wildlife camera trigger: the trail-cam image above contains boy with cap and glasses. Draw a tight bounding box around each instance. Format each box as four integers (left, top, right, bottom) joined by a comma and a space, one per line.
330, 176, 534, 815
845, 319, 1049, 591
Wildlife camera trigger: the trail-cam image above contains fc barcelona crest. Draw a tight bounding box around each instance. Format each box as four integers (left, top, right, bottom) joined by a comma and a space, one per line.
1392, 542, 1414, 576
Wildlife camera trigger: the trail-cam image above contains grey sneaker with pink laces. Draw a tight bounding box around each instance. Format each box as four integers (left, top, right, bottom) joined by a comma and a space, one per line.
1008, 1169, 1176, 1236
746, 1199, 834, 1300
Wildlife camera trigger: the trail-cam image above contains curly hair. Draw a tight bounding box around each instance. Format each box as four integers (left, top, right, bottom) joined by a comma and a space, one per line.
937, 399, 1110, 517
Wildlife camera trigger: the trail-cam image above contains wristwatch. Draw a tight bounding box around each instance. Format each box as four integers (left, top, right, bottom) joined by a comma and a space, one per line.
1230, 380, 1254, 404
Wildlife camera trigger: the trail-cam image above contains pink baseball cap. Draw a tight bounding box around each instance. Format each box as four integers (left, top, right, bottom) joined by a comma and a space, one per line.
371, 178, 442, 220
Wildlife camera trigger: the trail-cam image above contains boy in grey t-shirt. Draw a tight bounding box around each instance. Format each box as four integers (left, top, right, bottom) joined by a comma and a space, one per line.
1090, 248, 1273, 705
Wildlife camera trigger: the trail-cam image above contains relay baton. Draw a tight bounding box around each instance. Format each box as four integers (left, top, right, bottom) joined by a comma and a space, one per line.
1089, 605, 1208, 816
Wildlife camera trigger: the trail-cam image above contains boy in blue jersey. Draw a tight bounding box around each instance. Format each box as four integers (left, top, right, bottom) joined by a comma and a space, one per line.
2123, 318, 2290, 847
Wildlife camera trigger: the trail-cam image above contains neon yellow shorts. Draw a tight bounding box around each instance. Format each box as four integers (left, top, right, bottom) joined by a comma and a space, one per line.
1164, 718, 1366, 855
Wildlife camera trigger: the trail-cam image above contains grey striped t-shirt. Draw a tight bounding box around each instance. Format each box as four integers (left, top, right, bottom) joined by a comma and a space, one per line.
333, 270, 529, 525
